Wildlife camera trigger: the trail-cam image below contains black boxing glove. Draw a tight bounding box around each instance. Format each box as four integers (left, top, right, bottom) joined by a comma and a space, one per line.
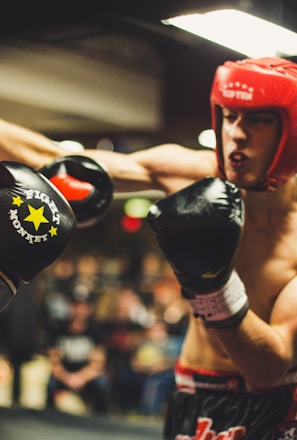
40, 155, 113, 228
147, 177, 249, 328
0, 161, 76, 312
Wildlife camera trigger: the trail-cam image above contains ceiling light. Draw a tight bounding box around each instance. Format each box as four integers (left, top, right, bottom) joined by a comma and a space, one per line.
162, 9, 297, 57
198, 129, 216, 149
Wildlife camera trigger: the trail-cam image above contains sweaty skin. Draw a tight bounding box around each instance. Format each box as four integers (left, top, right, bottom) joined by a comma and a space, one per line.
0, 112, 297, 391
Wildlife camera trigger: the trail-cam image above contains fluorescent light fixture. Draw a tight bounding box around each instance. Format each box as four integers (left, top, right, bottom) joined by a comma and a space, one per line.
162, 9, 297, 57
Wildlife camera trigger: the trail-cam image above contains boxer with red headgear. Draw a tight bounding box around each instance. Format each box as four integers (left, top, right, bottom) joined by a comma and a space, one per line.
1, 56, 297, 438
211, 57, 297, 191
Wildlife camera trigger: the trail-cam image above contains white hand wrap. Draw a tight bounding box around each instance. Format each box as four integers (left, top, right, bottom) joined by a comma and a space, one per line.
186, 271, 249, 328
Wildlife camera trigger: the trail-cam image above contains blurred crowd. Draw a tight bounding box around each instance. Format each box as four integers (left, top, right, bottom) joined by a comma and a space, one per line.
0, 251, 190, 418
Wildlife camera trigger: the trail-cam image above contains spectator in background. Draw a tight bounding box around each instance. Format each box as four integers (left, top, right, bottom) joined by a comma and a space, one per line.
130, 320, 183, 417
39, 258, 77, 332
45, 291, 110, 415
39, 252, 189, 417
136, 252, 164, 306
73, 253, 103, 300
98, 280, 186, 416
151, 268, 190, 338
98, 284, 152, 414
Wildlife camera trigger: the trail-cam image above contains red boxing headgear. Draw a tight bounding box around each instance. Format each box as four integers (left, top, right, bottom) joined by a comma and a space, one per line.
210, 57, 297, 190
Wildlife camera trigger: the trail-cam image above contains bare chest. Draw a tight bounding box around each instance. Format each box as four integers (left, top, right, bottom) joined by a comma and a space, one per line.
235, 218, 297, 318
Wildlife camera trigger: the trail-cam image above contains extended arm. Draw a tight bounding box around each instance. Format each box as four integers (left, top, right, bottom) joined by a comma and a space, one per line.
85, 144, 217, 194
0, 118, 217, 194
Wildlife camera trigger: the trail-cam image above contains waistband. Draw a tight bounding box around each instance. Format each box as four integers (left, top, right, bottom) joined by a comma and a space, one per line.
175, 362, 247, 393
175, 362, 297, 394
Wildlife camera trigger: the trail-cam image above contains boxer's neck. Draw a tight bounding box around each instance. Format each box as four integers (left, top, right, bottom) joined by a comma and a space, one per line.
242, 177, 296, 220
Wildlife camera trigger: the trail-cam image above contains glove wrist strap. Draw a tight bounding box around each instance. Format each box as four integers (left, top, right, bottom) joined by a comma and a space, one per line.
184, 271, 249, 328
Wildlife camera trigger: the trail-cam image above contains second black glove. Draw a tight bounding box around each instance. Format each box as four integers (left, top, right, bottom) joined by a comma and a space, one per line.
147, 177, 249, 328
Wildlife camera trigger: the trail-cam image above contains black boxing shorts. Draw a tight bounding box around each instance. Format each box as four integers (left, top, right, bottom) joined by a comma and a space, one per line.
163, 362, 297, 440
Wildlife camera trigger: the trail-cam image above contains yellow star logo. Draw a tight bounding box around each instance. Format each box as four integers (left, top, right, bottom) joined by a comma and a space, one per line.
49, 226, 58, 237
24, 205, 49, 231
12, 196, 24, 207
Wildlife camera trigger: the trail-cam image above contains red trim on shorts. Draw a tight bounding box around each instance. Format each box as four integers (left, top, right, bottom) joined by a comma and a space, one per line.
175, 361, 247, 393
175, 361, 240, 378
175, 361, 297, 395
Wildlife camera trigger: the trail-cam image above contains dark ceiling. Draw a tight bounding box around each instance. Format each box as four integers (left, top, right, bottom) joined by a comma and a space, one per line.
1, 0, 297, 151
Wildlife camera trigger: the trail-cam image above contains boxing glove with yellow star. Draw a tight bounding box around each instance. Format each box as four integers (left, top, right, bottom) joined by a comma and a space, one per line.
0, 161, 76, 312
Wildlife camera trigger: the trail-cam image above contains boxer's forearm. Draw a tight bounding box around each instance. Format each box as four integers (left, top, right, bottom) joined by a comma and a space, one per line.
214, 310, 292, 389
0, 119, 64, 168
0, 118, 159, 192
84, 149, 157, 192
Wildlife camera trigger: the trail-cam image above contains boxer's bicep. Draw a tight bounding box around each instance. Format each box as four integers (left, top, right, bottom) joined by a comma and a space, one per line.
270, 276, 297, 366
